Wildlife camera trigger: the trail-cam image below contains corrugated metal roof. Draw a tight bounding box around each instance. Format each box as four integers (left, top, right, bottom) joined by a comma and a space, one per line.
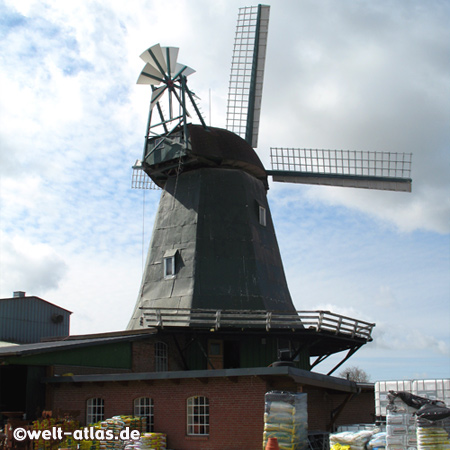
0, 332, 155, 358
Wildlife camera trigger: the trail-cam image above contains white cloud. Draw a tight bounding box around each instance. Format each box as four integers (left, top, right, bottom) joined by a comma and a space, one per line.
373, 286, 398, 309
306, 186, 450, 234
371, 324, 450, 357
0, 232, 68, 294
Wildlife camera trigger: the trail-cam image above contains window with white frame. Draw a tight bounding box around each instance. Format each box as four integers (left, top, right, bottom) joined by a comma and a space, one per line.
155, 341, 168, 372
164, 256, 175, 278
187, 396, 209, 436
133, 397, 154, 432
259, 205, 266, 226
163, 249, 178, 279
86, 397, 104, 424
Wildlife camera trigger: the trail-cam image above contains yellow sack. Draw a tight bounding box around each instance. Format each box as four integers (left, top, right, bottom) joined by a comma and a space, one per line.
331, 444, 350, 450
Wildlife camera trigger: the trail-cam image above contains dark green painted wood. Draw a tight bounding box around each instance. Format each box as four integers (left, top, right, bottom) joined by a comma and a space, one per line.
182, 333, 311, 371
239, 336, 277, 368
184, 336, 208, 370
144, 132, 188, 166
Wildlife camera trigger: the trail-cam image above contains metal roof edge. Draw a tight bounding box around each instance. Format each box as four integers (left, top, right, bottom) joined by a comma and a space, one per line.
286, 366, 364, 393
0, 332, 156, 358
43, 328, 157, 342
0, 296, 73, 314
43, 366, 369, 393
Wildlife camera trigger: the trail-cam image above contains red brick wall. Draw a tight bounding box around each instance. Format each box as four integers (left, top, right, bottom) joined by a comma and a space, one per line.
332, 389, 375, 428
131, 337, 186, 372
304, 386, 375, 431
47, 375, 375, 448
49, 376, 268, 450
131, 340, 154, 372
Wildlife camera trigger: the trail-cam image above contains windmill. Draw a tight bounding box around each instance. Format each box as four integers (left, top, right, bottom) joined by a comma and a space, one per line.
127, 3, 411, 357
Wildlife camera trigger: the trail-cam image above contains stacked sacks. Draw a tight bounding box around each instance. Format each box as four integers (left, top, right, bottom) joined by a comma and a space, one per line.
32, 417, 57, 450
59, 419, 79, 450
263, 391, 308, 450
100, 417, 127, 450
415, 399, 450, 450
58, 424, 100, 450
136, 416, 147, 434
139, 433, 167, 450
385, 391, 432, 450
416, 416, 450, 450
32, 417, 79, 450
367, 432, 387, 449
81, 422, 102, 450
79, 436, 100, 450
330, 429, 379, 450
79, 415, 145, 450
386, 390, 450, 450
416, 425, 450, 449
119, 416, 146, 434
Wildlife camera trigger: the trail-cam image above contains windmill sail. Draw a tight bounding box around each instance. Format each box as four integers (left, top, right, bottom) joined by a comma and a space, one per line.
226, 4, 270, 148
268, 148, 412, 192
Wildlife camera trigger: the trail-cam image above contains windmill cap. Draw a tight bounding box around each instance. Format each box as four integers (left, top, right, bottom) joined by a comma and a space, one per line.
188, 124, 268, 188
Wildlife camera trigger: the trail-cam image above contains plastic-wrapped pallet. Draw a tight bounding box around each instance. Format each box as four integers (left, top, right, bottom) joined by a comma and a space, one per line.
329, 429, 379, 450
375, 379, 450, 418
263, 391, 308, 450
385, 410, 417, 450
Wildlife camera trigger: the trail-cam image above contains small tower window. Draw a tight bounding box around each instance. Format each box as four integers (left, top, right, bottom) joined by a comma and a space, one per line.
163, 249, 178, 279
164, 257, 175, 278
259, 205, 267, 226
155, 341, 168, 372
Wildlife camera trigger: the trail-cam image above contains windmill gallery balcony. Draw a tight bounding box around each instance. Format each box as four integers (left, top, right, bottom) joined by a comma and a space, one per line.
137, 308, 375, 374
139, 307, 374, 340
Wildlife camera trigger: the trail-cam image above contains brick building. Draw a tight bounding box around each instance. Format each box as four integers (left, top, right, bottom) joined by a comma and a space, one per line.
0, 325, 375, 450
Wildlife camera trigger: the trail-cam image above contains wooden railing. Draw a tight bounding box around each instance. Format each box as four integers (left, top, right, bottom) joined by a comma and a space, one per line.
139, 308, 375, 340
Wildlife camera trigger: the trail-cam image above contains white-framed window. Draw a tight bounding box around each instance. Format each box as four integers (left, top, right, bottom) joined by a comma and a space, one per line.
155, 341, 168, 372
163, 249, 178, 279
86, 397, 104, 424
259, 205, 266, 226
133, 397, 154, 432
187, 396, 209, 436
164, 256, 175, 278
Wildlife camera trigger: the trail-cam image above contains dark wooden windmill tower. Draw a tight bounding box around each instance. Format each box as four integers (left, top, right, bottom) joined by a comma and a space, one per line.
127, 5, 411, 374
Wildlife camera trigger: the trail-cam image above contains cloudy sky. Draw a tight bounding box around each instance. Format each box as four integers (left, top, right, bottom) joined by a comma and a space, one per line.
1, 0, 449, 382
